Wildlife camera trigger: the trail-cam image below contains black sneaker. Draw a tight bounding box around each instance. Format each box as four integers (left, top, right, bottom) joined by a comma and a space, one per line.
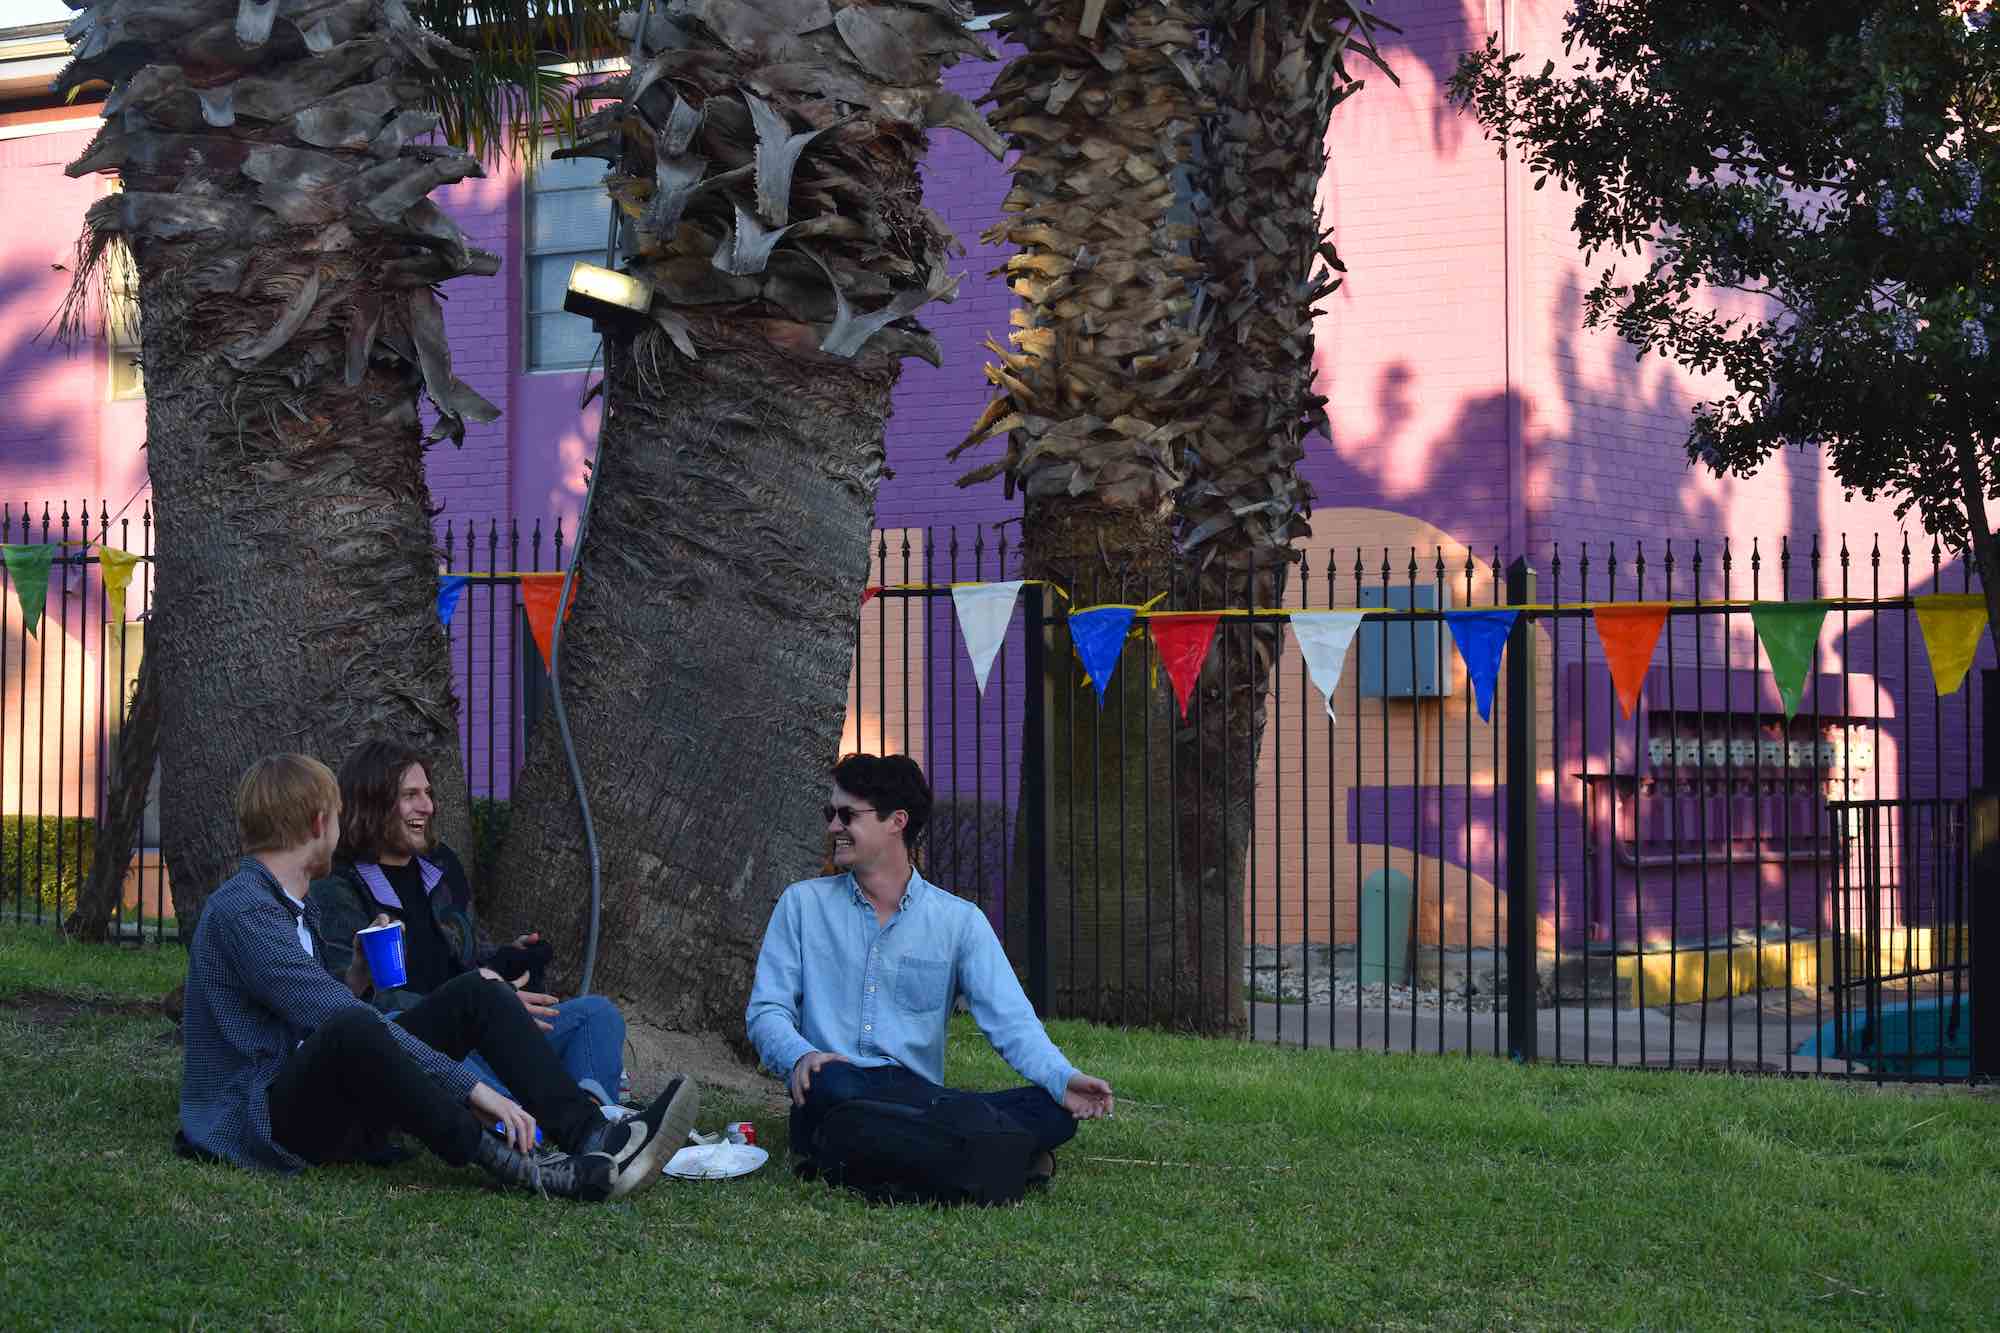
580, 1074, 701, 1200
473, 1133, 614, 1202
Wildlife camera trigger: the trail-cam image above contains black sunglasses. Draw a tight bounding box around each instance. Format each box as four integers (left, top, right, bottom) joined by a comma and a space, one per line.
823, 804, 880, 827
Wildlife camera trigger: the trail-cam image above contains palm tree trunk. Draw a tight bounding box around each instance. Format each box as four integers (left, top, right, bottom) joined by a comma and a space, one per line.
490, 3, 996, 1035
1015, 499, 1189, 1026
970, 0, 1390, 1029
492, 322, 899, 1033
1163, 0, 1391, 1027
60, 1, 499, 927
966, 0, 1225, 1027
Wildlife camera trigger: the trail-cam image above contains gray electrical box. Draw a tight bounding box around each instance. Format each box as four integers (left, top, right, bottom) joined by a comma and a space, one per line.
1358, 584, 1451, 698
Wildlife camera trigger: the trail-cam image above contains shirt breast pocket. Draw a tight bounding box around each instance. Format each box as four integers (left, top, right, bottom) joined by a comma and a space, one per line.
894, 957, 951, 1013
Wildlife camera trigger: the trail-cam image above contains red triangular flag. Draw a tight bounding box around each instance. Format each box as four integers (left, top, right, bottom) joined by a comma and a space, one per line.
861, 585, 881, 607
1149, 614, 1222, 718
519, 573, 579, 670
1592, 604, 1670, 719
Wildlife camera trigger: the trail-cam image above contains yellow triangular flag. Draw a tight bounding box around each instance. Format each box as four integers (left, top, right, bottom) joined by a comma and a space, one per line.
1914, 593, 1988, 695
99, 545, 141, 625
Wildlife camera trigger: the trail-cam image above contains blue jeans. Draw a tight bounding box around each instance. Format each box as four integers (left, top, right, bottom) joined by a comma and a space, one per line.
464, 994, 625, 1107
790, 1061, 1078, 1157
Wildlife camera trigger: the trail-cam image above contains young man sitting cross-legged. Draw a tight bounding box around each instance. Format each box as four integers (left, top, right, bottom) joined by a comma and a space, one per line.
746, 752, 1115, 1187
177, 754, 699, 1201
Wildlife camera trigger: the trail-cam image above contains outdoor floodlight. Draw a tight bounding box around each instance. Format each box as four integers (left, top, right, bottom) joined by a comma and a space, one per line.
563, 261, 654, 335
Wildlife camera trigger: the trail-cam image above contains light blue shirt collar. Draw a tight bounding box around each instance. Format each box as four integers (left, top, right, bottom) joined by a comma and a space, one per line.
844, 867, 924, 915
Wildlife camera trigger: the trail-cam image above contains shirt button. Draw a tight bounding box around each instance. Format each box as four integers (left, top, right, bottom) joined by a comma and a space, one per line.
863, 1024, 872, 1032
867, 985, 876, 993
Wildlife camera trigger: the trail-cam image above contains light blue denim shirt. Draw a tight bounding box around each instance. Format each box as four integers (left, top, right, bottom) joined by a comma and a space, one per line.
746, 869, 1079, 1104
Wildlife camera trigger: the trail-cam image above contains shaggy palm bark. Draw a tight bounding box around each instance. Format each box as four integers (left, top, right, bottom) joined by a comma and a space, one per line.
956, 0, 1212, 1027
962, 0, 1388, 1030
1169, 0, 1389, 1026
59, 0, 498, 927
490, 2, 998, 1036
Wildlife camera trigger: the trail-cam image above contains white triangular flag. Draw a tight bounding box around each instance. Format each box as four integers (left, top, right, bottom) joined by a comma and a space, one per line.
1290, 612, 1367, 721
951, 580, 1025, 694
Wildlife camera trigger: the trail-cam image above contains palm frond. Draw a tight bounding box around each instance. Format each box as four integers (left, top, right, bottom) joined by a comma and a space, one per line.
408, 0, 626, 162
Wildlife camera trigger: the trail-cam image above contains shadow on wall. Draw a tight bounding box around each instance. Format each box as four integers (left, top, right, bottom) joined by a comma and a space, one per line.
1352, 0, 1493, 156
0, 261, 108, 488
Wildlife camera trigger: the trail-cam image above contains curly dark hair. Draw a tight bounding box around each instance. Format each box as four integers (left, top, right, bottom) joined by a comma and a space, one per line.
336, 739, 436, 863
830, 753, 932, 853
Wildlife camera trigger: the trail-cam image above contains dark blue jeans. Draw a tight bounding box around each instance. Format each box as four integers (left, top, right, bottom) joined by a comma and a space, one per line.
464, 994, 624, 1107
790, 1061, 1078, 1157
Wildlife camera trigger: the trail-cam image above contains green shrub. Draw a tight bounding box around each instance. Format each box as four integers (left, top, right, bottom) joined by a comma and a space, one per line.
0, 817, 98, 919
468, 798, 509, 915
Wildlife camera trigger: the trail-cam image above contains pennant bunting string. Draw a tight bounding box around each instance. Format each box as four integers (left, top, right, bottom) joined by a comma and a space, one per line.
1290, 612, 1367, 721
1913, 593, 1987, 696
1149, 613, 1221, 718
951, 580, 1024, 695
1592, 604, 1670, 719
1444, 610, 1517, 723
1750, 602, 1828, 720
436, 575, 470, 630
517, 573, 579, 671
1067, 605, 1138, 705
1, 544, 55, 639
98, 545, 141, 626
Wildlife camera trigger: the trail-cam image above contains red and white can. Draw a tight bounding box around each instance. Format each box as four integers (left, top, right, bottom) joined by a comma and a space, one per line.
725, 1121, 757, 1146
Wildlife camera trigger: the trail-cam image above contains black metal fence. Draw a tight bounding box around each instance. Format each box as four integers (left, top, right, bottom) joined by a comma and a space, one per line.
854, 527, 1992, 1083
0, 499, 156, 937
3, 504, 1989, 1082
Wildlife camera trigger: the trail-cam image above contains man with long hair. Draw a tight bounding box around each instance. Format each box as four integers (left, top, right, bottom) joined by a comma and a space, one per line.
310, 740, 629, 1108
178, 754, 698, 1201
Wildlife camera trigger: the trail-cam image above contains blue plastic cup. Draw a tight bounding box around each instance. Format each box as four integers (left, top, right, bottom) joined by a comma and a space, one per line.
356, 921, 408, 989
493, 1120, 544, 1147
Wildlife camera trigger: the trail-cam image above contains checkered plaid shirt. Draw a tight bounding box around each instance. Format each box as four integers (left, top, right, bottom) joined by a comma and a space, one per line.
179, 857, 480, 1172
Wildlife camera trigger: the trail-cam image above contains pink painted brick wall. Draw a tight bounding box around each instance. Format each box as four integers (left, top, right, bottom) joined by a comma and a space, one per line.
0, 128, 146, 507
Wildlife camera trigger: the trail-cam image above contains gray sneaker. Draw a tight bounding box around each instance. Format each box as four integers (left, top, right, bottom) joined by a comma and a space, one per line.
473, 1132, 615, 1202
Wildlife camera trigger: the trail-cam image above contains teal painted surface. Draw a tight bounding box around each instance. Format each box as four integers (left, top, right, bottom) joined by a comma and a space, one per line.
1795, 997, 1972, 1077
1359, 868, 1414, 985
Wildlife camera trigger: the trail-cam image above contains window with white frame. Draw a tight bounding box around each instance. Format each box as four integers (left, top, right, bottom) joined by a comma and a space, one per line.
104, 236, 143, 400
525, 144, 614, 371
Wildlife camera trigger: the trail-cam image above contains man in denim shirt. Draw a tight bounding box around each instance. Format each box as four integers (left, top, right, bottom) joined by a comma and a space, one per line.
747, 753, 1114, 1184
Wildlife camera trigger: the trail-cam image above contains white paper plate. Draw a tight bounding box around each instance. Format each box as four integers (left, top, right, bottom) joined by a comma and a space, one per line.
663, 1142, 768, 1180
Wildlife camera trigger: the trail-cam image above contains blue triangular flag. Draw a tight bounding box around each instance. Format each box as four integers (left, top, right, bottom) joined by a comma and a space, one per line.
1068, 605, 1138, 706
1444, 610, 1518, 723
436, 575, 470, 628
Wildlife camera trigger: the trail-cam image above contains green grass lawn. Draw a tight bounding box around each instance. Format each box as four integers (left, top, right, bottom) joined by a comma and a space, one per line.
2, 923, 1996, 1331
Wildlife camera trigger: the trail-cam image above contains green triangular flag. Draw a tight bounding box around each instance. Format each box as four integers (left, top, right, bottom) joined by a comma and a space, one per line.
1751, 602, 1829, 720
2, 544, 55, 638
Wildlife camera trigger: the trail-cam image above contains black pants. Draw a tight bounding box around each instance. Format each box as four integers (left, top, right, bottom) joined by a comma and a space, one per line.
268, 972, 601, 1167
790, 1062, 1079, 1157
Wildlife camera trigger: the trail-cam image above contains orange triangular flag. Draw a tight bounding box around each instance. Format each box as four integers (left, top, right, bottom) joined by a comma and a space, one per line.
1149, 614, 1221, 718
1593, 604, 1669, 718
861, 585, 881, 607
519, 573, 579, 670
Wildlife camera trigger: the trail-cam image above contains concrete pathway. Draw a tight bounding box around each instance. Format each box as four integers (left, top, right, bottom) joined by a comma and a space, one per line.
1246, 990, 1880, 1073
